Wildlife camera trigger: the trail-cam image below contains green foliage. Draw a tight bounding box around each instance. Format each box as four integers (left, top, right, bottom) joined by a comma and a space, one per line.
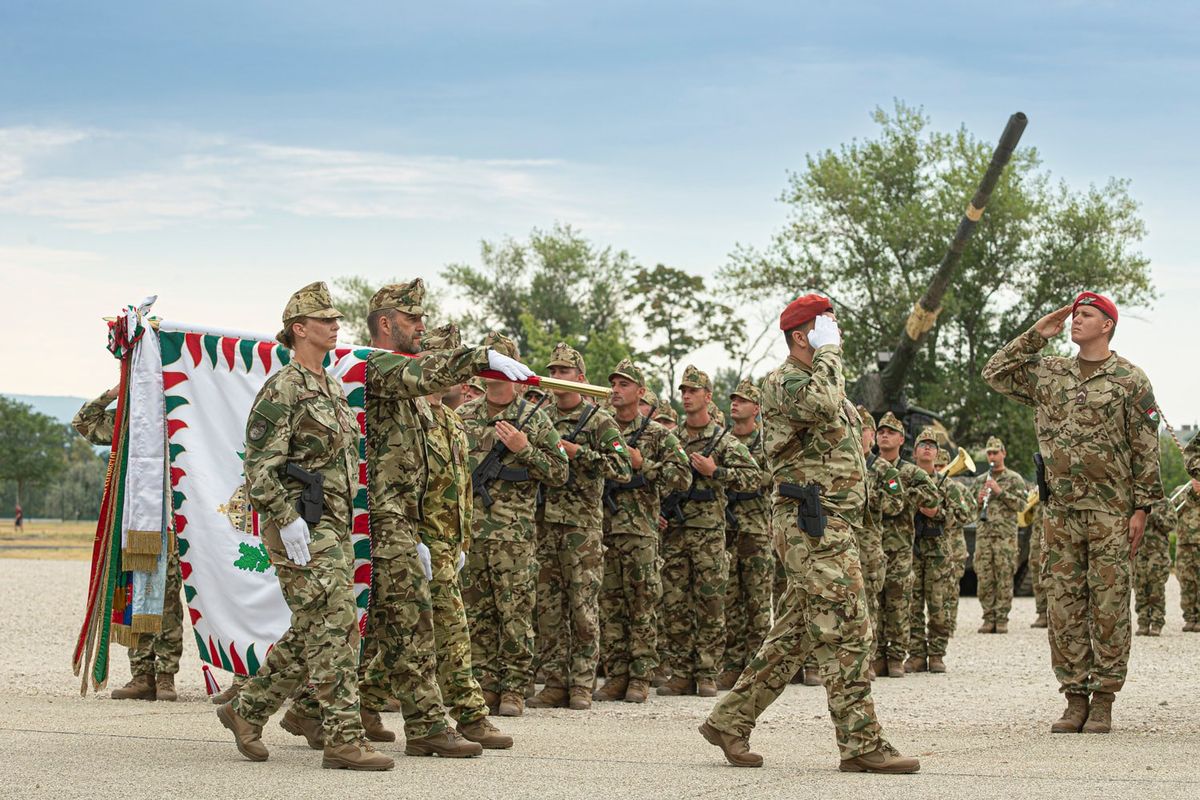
0, 397, 68, 507
1160, 434, 1188, 495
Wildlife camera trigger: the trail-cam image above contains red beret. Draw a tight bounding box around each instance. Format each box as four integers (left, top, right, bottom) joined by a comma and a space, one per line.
1073, 291, 1118, 324
779, 293, 833, 331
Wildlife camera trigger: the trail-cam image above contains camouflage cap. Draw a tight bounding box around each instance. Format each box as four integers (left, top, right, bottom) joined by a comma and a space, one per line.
466, 376, 486, 391
877, 411, 905, 434
986, 436, 1006, 452
856, 405, 876, 431
935, 448, 951, 467
915, 426, 940, 446
277, 281, 342, 346
608, 357, 645, 387
640, 388, 660, 408
678, 364, 712, 391
481, 330, 519, 359
368, 278, 425, 316
422, 322, 461, 351
707, 400, 726, 427
654, 401, 676, 423
730, 378, 760, 405
546, 341, 586, 372
525, 385, 547, 400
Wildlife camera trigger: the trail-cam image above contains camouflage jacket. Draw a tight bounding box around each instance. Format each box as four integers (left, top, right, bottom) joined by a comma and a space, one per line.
459, 396, 569, 542
418, 401, 473, 550
665, 418, 760, 531
72, 392, 117, 446
539, 400, 631, 530
243, 362, 358, 553
1147, 495, 1178, 539
867, 454, 906, 520
727, 427, 771, 539
1186, 435, 1200, 484
604, 414, 690, 538
365, 346, 490, 557
1176, 487, 1200, 546
876, 454, 939, 552
983, 327, 1163, 516
971, 468, 1028, 538
916, 470, 975, 552
760, 349, 866, 526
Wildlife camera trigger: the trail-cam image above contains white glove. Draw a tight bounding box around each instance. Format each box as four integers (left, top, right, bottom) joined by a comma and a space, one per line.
487, 349, 536, 381
456, 550, 467, 574
279, 517, 311, 566
416, 541, 433, 581
806, 315, 841, 349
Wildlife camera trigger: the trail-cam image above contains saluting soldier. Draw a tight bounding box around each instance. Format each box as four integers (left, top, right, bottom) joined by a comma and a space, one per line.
970, 437, 1028, 634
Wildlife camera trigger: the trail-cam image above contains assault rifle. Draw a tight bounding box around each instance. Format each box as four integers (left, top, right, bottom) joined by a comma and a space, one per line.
602, 414, 653, 514
472, 394, 548, 509
661, 426, 728, 526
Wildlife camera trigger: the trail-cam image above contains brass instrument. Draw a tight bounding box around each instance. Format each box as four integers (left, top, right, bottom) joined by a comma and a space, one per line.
936, 447, 976, 486
1017, 488, 1040, 528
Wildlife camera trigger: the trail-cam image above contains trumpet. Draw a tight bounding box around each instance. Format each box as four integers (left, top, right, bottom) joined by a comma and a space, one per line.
979, 460, 996, 521
936, 447, 976, 486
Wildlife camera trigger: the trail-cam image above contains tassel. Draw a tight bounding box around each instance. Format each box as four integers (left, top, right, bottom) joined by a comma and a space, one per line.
202, 664, 221, 697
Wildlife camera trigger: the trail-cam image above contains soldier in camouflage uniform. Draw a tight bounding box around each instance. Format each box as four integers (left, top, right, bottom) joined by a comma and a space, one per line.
1176, 480, 1200, 631
638, 387, 660, 419
461, 377, 485, 406
656, 365, 759, 698
854, 407, 887, 681
717, 380, 772, 690
527, 343, 631, 711
216, 282, 393, 770
1028, 499, 1048, 628
594, 359, 691, 703
699, 295, 918, 773
872, 412, 940, 678
1133, 495, 1177, 636
984, 293, 1162, 734
937, 448, 972, 639
970, 437, 1028, 634
459, 333, 570, 717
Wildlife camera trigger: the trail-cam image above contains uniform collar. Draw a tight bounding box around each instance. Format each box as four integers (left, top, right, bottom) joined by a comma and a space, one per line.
1069, 350, 1120, 382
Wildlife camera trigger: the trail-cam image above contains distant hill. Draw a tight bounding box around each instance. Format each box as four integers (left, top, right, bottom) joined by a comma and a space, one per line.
3, 394, 91, 425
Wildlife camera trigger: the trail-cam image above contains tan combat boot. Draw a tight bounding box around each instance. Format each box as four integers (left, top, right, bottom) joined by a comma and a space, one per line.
650, 666, 671, 687
886, 659, 906, 678
384, 697, 402, 713
210, 682, 240, 705
1135, 621, 1149, 636
624, 678, 649, 704
839, 746, 921, 774
482, 689, 500, 715
994, 621, 1009, 634
1050, 693, 1090, 734
111, 673, 156, 701
696, 677, 718, 697
1148, 624, 1162, 637
698, 721, 763, 767
593, 675, 629, 701
569, 686, 593, 710
322, 740, 394, 770
497, 691, 524, 717
1185, 622, 1199, 633
715, 669, 740, 690
1081, 691, 1114, 734
458, 717, 514, 749
927, 655, 946, 674
524, 677, 537, 699
1031, 613, 1048, 629
527, 684, 569, 708
155, 673, 177, 702
360, 708, 396, 742
977, 621, 995, 634
216, 702, 268, 761
280, 708, 324, 749
904, 656, 927, 674
656, 675, 696, 696
802, 667, 821, 686
870, 657, 887, 677
406, 729, 483, 757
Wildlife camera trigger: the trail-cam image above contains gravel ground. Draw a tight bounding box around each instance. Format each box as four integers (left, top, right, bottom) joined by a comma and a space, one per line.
2, 558, 1199, 800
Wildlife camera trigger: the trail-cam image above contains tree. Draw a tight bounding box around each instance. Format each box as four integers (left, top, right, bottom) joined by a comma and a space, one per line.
0, 397, 68, 508
720, 101, 1154, 473
330, 275, 443, 346
42, 433, 107, 520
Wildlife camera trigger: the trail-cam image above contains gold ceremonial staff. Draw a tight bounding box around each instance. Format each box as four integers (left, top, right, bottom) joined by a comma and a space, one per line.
103, 316, 612, 399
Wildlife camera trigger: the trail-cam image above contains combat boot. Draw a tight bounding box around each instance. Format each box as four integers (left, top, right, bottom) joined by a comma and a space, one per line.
458, 717, 513, 749
886, 659, 905, 678
110, 673, 156, 701
322, 740, 394, 770
715, 669, 740, 690
216, 702, 268, 762
1185, 622, 1199, 633
904, 656, 927, 674
210, 682, 240, 705
384, 697, 402, 712
870, 657, 887, 677
497, 691, 524, 717
593, 676, 629, 702
789, 667, 805, 684
527, 684, 569, 708
698, 721, 762, 768
1031, 613, 1048, 629
1050, 693, 1090, 734
406, 729, 483, 757
927, 655, 946, 674
1148, 624, 1162, 637
802, 667, 822, 686
839, 746, 921, 774
569, 687, 592, 710
1081, 691, 1114, 734
994, 621, 1008, 634
155, 673, 177, 702
1135, 621, 1149, 636
624, 678, 649, 704
524, 677, 537, 699
650, 666, 671, 687
482, 689, 500, 715
977, 622, 995, 634
360, 709, 396, 742
696, 677, 718, 697
280, 708, 324, 749
656, 675, 696, 696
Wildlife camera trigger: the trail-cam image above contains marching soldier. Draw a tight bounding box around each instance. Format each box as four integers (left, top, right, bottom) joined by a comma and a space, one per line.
984, 292, 1162, 734
970, 437, 1028, 634
528, 343, 631, 711
594, 359, 690, 703
698, 294, 919, 773
1177, 479, 1200, 632
1133, 494, 1177, 636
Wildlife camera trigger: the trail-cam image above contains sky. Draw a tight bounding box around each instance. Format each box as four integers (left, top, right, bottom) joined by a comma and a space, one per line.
1, 1, 1197, 423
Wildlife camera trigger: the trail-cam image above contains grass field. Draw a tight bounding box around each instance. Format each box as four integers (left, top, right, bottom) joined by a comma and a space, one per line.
0, 519, 95, 560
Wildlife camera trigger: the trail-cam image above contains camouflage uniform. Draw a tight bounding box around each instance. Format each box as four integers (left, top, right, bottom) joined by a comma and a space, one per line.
938, 453, 973, 638
73, 392, 185, 680
1028, 501, 1047, 618
722, 381, 773, 677
459, 337, 569, 696
1176, 486, 1200, 628
855, 409, 886, 655
970, 439, 1029, 628
600, 359, 690, 682
1133, 496, 1177, 632
233, 282, 365, 746
706, 346, 897, 761
534, 343, 631, 695
984, 327, 1162, 695
660, 365, 760, 684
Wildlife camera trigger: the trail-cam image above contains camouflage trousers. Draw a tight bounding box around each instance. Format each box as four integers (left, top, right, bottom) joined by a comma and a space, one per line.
660, 525, 727, 681
722, 529, 774, 674
877, 545, 913, 661
1133, 529, 1171, 630
945, 529, 968, 637
772, 555, 787, 618
233, 533, 363, 746
706, 512, 888, 760
975, 532, 1018, 625
534, 521, 603, 691
1178, 543, 1200, 625
600, 533, 659, 680
462, 538, 536, 695
1044, 506, 1132, 695
908, 537, 951, 658
1029, 520, 1048, 616
130, 541, 183, 677
425, 537, 489, 725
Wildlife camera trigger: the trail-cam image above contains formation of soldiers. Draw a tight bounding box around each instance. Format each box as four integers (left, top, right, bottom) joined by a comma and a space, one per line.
72, 282, 1200, 775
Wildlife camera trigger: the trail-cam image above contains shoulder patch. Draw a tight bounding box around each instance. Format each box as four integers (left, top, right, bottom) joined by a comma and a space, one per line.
253, 399, 286, 425
883, 467, 902, 495
1137, 391, 1160, 429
